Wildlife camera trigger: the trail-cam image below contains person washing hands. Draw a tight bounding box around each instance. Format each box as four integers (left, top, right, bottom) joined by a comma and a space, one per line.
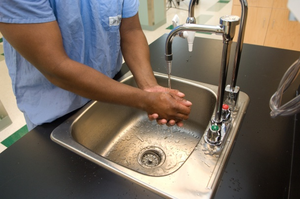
0, 0, 192, 131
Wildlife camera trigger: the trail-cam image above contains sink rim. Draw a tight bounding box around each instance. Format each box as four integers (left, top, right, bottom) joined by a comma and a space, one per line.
51, 71, 249, 199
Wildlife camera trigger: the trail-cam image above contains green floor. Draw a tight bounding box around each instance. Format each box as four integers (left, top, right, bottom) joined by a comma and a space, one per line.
0, 37, 4, 61
1, 125, 28, 147
208, 0, 231, 12
0, 37, 29, 148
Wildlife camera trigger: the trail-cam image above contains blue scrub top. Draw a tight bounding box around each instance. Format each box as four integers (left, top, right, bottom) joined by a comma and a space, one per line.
0, 0, 139, 130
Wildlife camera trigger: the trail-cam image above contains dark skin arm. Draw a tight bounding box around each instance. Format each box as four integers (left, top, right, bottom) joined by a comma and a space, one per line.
120, 13, 192, 125
0, 14, 191, 125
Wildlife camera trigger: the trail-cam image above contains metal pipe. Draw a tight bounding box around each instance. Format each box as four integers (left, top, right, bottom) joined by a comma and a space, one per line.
215, 41, 232, 122
187, 0, 196, 23
230, 0, 248, 89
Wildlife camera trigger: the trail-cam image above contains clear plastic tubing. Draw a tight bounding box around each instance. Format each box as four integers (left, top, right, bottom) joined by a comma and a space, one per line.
269, 56, 300, 118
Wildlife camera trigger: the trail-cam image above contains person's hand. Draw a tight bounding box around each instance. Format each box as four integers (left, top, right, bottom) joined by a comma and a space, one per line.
143, 85, 192, 127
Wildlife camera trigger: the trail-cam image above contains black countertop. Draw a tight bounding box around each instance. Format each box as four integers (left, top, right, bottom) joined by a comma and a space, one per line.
1, 35, 300, 199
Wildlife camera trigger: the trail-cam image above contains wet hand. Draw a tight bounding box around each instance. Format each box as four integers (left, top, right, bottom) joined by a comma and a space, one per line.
143, 85, 192, 126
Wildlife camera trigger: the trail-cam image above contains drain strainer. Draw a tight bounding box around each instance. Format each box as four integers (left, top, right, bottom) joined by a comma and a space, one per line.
138, 146, 166, 168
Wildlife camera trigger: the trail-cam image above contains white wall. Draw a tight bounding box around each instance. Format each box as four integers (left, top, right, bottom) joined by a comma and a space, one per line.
288, 0, 300, 22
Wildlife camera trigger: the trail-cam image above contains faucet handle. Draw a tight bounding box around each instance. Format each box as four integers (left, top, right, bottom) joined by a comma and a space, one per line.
206, 124, 221, 145
221, 104, 231, 121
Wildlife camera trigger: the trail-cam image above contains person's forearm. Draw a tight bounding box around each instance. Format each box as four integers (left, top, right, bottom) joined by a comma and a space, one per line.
0, 20, 191, 123
120, 13, 158, 90
45, 58, 191, 121
0, 21, 149, 111
48, 58, 149, 107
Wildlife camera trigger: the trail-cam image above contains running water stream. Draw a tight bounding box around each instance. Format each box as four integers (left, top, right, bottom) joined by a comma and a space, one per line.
167, 61, 172, 88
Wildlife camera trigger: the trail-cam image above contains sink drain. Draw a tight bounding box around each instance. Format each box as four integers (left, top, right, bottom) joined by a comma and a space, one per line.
138, 146, 166, 168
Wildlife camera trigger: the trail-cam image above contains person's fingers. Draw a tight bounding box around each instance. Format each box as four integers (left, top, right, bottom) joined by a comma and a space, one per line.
144, 85, 186, 99
168, 89, 185, 98
148, 113, 159, 120
169, 93, 192, 107
165, 119, 184, 127
174, 103, 192, 119
149, 114, 175, 126
178, 98, 192, 107
166, 119, 176, 126
175, 120, 184, 127
178, 112, 190, 120
145, 91, 192, 126
149, 114, 185, 127
157, 118, 167, 125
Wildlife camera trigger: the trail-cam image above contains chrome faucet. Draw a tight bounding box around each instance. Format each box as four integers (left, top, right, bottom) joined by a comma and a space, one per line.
225, 0, 248, 110
165, 0, 248, 151
165, 8, 239, 124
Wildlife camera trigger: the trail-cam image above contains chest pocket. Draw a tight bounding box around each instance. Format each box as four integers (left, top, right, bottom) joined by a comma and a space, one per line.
97, 0, 123, 32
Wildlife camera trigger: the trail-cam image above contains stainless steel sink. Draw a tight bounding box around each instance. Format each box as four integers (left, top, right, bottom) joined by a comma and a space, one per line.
51, 72, 249, 198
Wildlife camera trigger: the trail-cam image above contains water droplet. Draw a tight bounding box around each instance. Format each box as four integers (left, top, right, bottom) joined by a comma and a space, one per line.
136, 135, 144, 142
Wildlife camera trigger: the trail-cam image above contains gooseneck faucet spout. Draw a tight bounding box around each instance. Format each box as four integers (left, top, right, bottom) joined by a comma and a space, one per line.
165, 24, 224, 62
165, 16, 240, 123
187, 0, 196, 23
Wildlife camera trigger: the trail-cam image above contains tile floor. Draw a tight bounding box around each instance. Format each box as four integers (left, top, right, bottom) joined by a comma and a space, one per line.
0, 0, 233, 153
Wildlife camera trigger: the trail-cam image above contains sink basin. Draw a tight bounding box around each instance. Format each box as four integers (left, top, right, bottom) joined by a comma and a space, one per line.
69, 73, 214, 177
51, 72, 249, 198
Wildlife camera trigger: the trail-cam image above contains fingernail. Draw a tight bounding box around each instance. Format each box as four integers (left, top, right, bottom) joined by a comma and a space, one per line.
178, 92, 184, 96
187, 100, 192, 105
